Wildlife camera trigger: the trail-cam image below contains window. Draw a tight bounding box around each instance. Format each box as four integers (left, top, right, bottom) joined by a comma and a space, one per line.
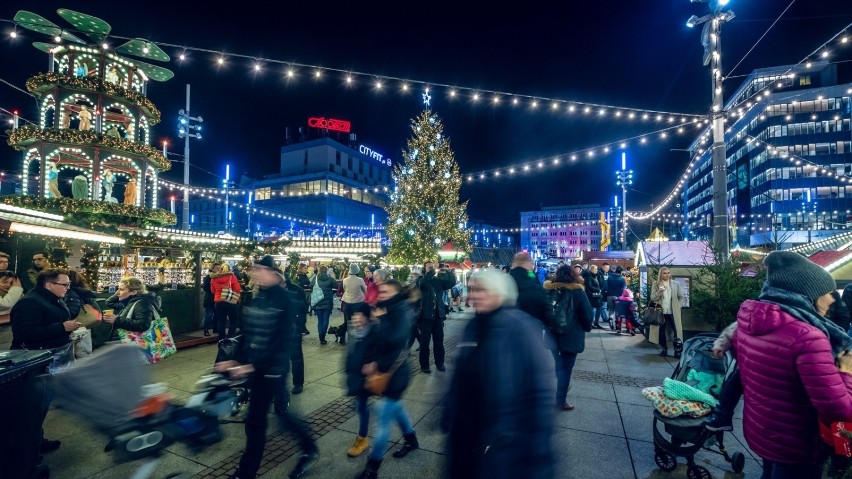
255, 187, 271, 200
799, 76, 811, 86
348, 157, 353, 170
336, 151, 341, 166
359, 161, 364, 174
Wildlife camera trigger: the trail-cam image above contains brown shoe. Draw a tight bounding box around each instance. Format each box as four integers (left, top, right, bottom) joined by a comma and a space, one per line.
347, 435, 369, 457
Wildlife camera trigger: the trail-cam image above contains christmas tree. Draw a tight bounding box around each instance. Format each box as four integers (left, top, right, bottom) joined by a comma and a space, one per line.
386, 109, 471, 265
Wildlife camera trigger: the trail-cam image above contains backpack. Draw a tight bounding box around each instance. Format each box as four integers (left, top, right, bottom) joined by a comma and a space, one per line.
550, 289, 576, 334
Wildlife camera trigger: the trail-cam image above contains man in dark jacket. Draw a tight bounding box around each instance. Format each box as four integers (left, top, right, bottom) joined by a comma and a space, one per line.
202, 263, 221, 336
605, 266, 627, 328
11, 269, 78, 454
416, 262, 456, 373
597, 263, 611, 324
216, 256, 318, 479
283, 275, 307, 395
509, 252, 551, 329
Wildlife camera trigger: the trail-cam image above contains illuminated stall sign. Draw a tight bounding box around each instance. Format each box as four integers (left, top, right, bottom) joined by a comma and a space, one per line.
307, 117, 351, 133
359, 144, 392, 166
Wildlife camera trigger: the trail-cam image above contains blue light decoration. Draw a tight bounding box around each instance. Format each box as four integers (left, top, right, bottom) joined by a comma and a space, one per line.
422, 91, 431, 107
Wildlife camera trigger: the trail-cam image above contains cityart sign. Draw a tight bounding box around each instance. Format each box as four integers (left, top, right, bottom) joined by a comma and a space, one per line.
307, 117, 351, 133
359, 144, 392, 166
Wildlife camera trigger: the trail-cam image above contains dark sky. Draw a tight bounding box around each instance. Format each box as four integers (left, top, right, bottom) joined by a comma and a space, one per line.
2, 1, 852, 228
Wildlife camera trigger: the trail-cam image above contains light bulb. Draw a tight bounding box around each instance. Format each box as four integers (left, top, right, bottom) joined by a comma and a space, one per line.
217, 57, 224, 64
10, 31, 17, 38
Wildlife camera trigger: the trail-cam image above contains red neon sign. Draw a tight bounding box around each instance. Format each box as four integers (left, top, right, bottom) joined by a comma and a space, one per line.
307, 117, 351, 133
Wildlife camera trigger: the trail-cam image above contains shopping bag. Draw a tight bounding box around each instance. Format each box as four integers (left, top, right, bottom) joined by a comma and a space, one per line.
47, 342, 76, 374
221, 275, 240, 305
118, 313, 177, 364
75, 303, 102, 328
310, 276, 324, 307
71, 327, 93, 359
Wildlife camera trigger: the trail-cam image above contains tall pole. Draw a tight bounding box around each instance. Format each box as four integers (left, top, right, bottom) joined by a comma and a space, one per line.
615, 152, 632, 250
224, 164, 230, 235
182, 84, 190, 230
709, 16, 730, 258
613, 195, 619, 252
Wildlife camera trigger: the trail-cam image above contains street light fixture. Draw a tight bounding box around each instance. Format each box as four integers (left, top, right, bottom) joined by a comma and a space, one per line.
615, 152, 633, 250
687, 0, 735, 258
177, 86, 204, 230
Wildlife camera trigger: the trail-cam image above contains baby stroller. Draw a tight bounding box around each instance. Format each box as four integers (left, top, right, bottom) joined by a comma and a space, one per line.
50, 344, 246, 479
651, 333, 745, 478
216, 335, 250, 419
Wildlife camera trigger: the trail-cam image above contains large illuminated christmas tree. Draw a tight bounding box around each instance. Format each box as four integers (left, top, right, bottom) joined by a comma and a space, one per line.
386, 108, 471, 264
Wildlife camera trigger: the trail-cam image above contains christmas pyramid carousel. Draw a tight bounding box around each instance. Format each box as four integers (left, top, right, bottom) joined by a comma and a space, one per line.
6, 8, 175, 226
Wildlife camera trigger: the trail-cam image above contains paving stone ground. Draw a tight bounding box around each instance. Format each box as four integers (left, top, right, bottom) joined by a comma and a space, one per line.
31, 309, 764, 479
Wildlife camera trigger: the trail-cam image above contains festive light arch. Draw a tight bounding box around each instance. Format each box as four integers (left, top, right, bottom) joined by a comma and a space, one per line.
58, 92, 95, 129
39, 94, 55, 129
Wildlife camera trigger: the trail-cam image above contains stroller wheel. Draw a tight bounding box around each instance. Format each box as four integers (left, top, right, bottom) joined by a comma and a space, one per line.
654, 449, 677, 472
687, 465, 712, 479
731, 451, 745, 474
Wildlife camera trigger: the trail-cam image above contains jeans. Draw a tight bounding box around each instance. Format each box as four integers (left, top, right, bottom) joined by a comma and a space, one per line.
316, 308, 331, 341
659, 313, 677, 350
606, 296, 618, 321
714, 366, 742, 421
555, 350, 578, 405
418, 319, 445, 369
761, 460, 822, 479
239, 374, 316, 477
356, 394, 370, 437
291, 333, 304, 387
591, 307, 601, 326
599, 301, 608, 323
214, 301, 239, 338
369, 397, 415, 461
203, 306, 215, 331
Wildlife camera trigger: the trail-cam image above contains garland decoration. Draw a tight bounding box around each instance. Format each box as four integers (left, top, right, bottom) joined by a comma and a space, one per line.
26, 72, 161, 125
6, 125, 170, 171
1, 195, 176, 227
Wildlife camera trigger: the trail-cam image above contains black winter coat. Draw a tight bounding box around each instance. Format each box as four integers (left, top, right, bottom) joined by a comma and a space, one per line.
581, 272, 603, 308
64, 286, 99, 319
10, 286, 72, 350
313, 274, 336, 310
202, 275, 215, 308
237, 284, 293, 376
111, 293, 162, 336
443, 307, 555, 479
418, 269, 456, 321
544, 281, 593, 353
509, 267, 551, 326
363, 293, 414, 400
606, 273, 627, 298
284, 280, 308, 331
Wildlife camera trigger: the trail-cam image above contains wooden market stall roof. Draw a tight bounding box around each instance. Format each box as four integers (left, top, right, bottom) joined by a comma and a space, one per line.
0, 204, 125, 244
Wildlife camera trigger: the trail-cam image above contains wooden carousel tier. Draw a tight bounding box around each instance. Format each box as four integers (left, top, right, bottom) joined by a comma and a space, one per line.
7, 125, 170, 172
26, 72, 161, 125
0, 195, 176, 227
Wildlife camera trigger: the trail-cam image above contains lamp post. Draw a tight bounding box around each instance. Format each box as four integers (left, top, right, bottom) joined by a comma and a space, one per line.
687, 0, 735, 258
615, 152, 633, 250
177, 84, 203, 230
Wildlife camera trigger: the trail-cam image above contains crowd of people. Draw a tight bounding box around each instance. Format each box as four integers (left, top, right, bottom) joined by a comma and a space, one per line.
16, 244, 852, 479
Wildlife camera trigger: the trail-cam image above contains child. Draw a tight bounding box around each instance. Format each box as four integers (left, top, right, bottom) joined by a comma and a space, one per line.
613, 288, 638, 336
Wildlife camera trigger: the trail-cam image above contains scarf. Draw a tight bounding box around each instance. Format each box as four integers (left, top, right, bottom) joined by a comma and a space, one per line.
758, 284, 852, 354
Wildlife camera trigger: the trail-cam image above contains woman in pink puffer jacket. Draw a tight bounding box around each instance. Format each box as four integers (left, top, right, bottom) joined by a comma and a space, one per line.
733, 251, 852, 478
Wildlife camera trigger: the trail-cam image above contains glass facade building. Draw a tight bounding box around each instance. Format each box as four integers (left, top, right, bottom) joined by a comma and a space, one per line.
520, 204, 610, 260
682, 62, 852, 248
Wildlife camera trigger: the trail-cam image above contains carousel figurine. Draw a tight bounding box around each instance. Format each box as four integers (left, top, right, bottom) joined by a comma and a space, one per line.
105, 125, 121, 138
46, 162, 62, 198
78, 105, 92, 131
123, 178, 137, 206
74, 63, 88, 78
71, 175, 88, 199
102, 169, 117, 202
105, 67, 120, 85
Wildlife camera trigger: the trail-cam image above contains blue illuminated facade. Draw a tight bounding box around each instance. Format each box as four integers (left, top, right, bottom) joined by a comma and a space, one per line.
683, 61, 852, 248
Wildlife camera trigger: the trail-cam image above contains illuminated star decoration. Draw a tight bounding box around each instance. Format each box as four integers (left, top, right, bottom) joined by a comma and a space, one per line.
422, 91, 431, 107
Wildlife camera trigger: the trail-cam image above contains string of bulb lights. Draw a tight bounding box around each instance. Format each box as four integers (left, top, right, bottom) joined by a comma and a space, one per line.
1, 18, 705, 124
625, 23, 852, 220
462, 120, 705, 182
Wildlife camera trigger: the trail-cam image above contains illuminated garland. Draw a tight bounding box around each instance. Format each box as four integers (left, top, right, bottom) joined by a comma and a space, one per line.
26, 72, 161, 125
79, 242, 100, 288
7, 125, 170, 171
0, 195, 176, 226
120, 230, 292, 257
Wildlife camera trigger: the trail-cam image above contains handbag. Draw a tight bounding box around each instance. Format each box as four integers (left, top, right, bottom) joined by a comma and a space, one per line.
75, 302, 102, 328
642, 304, 665, 326
71, 327, 93, 359
364, 347, 409, 396
310, 276, 324, 307
117, 302, 177, 364
220, 275, 241, 305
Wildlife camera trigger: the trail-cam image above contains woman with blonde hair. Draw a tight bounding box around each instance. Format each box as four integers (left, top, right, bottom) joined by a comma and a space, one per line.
104, 277, 162, 339
649, 267, 684, 358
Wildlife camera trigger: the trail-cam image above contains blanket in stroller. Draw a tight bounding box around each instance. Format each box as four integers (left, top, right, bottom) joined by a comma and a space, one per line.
641, 386, 711, 418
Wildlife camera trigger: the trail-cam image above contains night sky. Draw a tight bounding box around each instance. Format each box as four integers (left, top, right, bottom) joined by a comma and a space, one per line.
1, 1, 851, 229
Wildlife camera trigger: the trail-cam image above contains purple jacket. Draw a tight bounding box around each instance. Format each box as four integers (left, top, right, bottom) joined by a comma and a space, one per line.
733, 300, 852, 464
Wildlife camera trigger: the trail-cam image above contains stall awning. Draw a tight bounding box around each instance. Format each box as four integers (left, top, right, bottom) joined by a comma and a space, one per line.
0, 204, 125, 244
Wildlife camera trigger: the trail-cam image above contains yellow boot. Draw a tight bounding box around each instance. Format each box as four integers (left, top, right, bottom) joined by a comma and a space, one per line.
347, 435, 369, 457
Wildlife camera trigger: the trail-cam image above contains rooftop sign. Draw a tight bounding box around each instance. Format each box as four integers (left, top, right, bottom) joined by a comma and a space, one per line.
307, 117, 351, 133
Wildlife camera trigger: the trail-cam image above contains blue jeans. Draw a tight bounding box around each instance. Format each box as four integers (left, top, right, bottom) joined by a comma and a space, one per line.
555, 350, 578, 405
203, 306, 215, 330
356, 394, 370, 437
316, 309, 331, 341
761, 460, 822, 479
591, 307, 601, 325
369, 397, 415, 461
599, 301, 608, 321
